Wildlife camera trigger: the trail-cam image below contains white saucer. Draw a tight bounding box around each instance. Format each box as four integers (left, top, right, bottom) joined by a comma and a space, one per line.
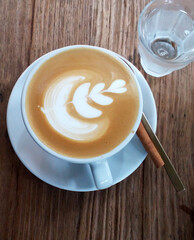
7, 53, 157, 192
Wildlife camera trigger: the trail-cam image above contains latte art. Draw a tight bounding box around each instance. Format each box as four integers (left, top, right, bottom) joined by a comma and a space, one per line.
40, 72, 127, 142
25, 47, 140, 158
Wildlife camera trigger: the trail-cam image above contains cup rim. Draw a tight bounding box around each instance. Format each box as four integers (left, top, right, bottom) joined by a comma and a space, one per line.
21, 45, 143, 164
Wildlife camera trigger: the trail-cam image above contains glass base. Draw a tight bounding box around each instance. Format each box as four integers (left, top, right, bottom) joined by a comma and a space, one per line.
140, 58, 172, 77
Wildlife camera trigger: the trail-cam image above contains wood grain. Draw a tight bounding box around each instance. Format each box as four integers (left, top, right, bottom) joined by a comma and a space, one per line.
0, 0, 193, 239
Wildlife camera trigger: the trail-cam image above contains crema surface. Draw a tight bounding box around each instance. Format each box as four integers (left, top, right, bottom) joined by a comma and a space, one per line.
25, 48, 139, 158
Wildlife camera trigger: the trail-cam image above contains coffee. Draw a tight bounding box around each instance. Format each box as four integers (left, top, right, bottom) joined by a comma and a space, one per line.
25, 47, 140, 158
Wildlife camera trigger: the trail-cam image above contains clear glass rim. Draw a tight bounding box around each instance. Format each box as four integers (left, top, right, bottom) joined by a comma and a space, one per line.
137, 0, 194, 64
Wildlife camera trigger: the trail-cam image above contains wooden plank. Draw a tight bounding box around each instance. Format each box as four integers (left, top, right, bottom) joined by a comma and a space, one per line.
0, 0, 193, 239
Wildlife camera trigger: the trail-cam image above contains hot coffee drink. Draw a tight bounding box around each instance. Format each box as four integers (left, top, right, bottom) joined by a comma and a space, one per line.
25, 47, 140, 158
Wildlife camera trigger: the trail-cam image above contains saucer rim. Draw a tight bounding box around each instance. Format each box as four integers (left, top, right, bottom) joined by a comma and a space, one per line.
6, 52, 157, 192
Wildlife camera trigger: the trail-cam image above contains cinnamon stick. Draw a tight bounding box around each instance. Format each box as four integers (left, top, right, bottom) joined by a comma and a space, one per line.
137, 122, 164, 168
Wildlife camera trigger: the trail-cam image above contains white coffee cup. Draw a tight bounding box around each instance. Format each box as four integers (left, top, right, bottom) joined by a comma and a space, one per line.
21, 45, 143, 190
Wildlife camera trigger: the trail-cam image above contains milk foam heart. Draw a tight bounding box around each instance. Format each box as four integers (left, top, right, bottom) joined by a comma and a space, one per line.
40, 73, 127, 141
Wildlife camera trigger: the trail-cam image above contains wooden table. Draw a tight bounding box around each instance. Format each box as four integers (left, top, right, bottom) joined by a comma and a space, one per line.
1, 0, 193, 239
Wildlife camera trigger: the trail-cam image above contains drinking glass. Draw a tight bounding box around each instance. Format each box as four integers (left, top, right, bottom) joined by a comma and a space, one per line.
138, 0, 194, 77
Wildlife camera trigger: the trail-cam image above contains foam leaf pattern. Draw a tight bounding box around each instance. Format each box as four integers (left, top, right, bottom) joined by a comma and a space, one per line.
40, 76, 127, 141
90, 93, 113, 105
72, 79, 127, 118
105, 79, 127, 93
106, 88, 127, 93
73, 82, 102, 118
89, 83, 113, 105
89, 79, 127, 105
89, 83, 105, 95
